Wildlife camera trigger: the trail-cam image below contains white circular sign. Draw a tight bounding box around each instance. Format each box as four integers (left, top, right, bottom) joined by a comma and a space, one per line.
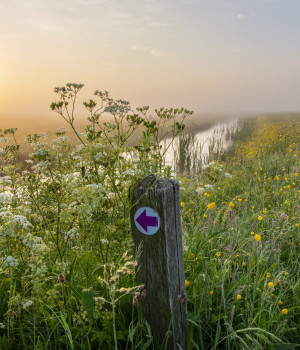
134, 206, 160, 235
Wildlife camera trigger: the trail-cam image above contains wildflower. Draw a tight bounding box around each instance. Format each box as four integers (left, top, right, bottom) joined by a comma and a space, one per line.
205, 184, 214, 189
258, 216, 263, 221
205, 192, 209, 198
58, 274, 66, 283
281, 309, 288, 315
251, 231, 255, 235
208, 202, 215, 210
196, 187, 205, 194
185, 280, 190, 287
0, 323, 5, 329
279, 300, 283, 305
180, 202, 185, 207
242, 262, 246, 267
5, 256, 19, 267
236, 294, 241, 300
210, 291, 214, 295
216, 252, 221, 257
238, 198, 242, 202
285, 272, 289, 276
268, 282, 275, 288
229, 202, 234, 208
23, 300, 33, 309
254, 234, 261, 242
267, 274, 271, 279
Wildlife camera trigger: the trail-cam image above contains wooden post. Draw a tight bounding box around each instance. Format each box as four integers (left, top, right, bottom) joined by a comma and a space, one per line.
130, 174, 187, 350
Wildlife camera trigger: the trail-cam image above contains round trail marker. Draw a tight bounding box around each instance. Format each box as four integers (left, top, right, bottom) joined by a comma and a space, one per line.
134, 206, 160, 235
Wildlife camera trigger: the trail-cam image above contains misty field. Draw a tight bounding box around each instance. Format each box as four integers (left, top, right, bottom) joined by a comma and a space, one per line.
0, 84, 299, 349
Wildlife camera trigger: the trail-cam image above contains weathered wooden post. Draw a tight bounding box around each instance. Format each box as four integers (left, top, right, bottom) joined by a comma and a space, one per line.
130, 174, 187, 350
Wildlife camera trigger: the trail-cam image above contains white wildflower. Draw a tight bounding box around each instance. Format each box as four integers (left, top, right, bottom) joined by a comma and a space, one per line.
5, 256, 19, 267
204, 184, 214, 189
196, 187, 205, 194
0, 176, 12, 185
0, 193, 11, 204
225, 173, 232, 179
12, 215, 32, 229
67, 228, 79, 239
57, 127, 66, 132
22, 300, 33, 309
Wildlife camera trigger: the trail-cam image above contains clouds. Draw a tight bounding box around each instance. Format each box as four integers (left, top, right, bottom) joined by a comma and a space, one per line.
131, 45, 173, 57
237, 13, 246, 20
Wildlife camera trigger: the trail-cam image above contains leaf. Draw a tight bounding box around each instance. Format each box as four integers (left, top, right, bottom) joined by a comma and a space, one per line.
82, 288, 94, 323
60, 311, 74, 350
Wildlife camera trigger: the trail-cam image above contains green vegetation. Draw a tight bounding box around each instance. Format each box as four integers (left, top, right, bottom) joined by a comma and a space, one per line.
0, 84, 299, 349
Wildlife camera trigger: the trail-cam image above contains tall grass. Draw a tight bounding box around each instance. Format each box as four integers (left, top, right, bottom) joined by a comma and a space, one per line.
0, 84, 299, 349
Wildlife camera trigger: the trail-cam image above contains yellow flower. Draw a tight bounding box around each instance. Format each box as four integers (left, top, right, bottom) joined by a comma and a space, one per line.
229, 202, 234, 208
258, 216, 263, 221
285, 272, 289, 276
205, 192, 209, 198
210, 291, 214, 295
208, 202, 215, 210
216, 252, 221, 257
268, 282, 275, 288
204, 214, 207, 218
236, 294, 242, 300
180, 202, 185, 207
281, 309, 288, 315
254, 234, 261, 242
279, 300, 283, 305
185, 280, 190, 287
242, 262, 246, 267
251, 231, 255, 235
267, 274, 271, 278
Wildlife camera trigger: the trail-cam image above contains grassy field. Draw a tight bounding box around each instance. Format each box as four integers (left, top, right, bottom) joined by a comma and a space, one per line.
180, 115, 299, 349
0, 86, 299, 349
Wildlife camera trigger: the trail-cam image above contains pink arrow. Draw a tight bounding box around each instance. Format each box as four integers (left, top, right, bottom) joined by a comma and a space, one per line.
136, 209, 158, 233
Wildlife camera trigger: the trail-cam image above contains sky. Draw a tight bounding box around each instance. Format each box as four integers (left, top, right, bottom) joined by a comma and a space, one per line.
1, 0, 300, 123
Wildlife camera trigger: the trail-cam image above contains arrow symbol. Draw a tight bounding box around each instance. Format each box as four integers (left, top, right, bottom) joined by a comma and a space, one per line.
136, 209, 158, 233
